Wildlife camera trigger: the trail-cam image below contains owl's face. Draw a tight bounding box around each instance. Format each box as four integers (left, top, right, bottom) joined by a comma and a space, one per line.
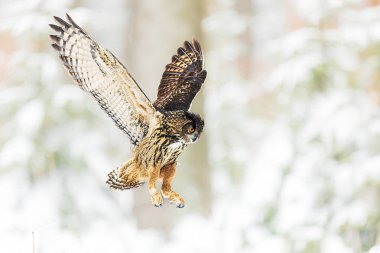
182, 112, 204, 143
165, 111, 204, 144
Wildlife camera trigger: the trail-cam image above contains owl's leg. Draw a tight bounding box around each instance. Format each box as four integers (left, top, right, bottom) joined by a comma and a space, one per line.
148, 166, 163, 207
160, 163, 185, 208
106, 160, 147, 190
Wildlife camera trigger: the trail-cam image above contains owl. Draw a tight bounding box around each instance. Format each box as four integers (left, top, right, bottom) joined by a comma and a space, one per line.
49, 14, 206, 208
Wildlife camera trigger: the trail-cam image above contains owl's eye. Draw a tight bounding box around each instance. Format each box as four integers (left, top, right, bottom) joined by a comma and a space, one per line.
187, 127, 195, 134
183, 123, 195, 134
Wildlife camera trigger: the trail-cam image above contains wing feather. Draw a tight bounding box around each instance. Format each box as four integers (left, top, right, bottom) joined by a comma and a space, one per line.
153, 39, 207, 111
49, 14, 156, 146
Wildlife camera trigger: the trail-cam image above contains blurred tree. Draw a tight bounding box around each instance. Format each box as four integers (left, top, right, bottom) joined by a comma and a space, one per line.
262, 1, 380, 252
126, 0, 211, 230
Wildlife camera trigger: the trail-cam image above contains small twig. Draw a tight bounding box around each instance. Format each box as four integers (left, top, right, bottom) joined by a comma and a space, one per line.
32, 231, 35, 253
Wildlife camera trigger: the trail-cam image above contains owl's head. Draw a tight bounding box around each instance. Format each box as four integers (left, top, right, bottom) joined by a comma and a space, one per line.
182, 111, 204, 143
165, 111, 204, 143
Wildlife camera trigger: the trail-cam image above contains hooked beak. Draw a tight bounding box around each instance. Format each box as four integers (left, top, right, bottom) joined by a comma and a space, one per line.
190, 134, 200, 143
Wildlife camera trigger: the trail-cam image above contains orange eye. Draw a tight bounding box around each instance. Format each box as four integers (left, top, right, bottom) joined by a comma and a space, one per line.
183, 123, 195, 134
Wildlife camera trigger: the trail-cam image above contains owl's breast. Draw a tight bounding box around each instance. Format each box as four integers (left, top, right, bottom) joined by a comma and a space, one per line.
161, 140, 187, 165
136, 132, 187, 168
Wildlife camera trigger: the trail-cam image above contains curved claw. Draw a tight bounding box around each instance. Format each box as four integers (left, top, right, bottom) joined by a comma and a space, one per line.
176, 203, 185, 208
163, 190, 185, 208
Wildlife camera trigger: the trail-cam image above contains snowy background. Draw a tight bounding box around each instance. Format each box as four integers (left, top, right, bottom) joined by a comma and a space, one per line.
1, 0, 380, 252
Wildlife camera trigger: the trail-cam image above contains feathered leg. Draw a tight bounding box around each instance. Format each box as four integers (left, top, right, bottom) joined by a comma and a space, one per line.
160, 163, 185, 208
148, 166, 163, 207
106, 159, 147, 190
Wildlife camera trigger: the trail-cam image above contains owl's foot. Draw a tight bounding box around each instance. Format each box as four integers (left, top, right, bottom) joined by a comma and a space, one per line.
151, 192, 163, 207
162, 190, 185, 208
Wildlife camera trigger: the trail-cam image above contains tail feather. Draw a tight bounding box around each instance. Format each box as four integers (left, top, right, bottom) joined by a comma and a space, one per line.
106, 168, 145, 190
106, 161, 146, 190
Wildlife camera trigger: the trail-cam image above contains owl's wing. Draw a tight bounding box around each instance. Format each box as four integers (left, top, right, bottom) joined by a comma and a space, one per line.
49, 14, 156, 146
153, 39, 207, 111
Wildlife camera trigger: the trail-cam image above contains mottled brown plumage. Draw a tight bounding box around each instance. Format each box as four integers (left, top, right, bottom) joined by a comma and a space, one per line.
154, 40, 207, 111
50, 14, 206, 207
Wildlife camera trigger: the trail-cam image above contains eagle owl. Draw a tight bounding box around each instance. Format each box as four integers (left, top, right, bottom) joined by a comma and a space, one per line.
49, 14, 206, 208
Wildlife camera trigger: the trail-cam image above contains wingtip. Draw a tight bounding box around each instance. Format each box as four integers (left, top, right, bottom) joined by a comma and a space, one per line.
51, 43, 61, 51
183, 40, 192, 51
183, 37, 203, 53
49, 34, 60, 43
49, 23, 64, 32
65, 13, 81, 30
53, 15, 70, 28
53, 16, 62, 23
65, 12, 72, 21
192, 37, 202, 52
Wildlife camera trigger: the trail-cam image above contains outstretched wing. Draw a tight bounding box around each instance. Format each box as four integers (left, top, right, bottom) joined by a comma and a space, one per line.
153, 39, 207, 111
49, 14, 156, 146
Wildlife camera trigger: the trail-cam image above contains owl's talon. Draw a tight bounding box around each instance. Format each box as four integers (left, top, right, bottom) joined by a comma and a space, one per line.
163, 190, 185, 208
151, 192, 163, 207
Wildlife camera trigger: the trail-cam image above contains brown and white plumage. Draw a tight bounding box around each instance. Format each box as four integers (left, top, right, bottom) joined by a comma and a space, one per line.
49, 14, 207, 208
50, 14, 155, 146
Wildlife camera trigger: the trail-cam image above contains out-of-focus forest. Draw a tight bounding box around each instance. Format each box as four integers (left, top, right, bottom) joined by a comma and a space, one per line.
1, 0, 380, 252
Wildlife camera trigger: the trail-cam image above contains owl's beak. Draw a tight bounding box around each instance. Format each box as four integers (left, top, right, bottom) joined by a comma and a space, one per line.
190, 134, 199, 143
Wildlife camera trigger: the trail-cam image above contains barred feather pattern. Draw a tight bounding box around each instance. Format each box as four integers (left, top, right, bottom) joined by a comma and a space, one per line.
49, 14, 156, 146
153, 39, 207, 111
107, 168, 145, 190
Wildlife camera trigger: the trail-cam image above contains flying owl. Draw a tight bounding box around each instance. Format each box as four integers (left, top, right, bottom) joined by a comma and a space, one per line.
49, 14, 206, 208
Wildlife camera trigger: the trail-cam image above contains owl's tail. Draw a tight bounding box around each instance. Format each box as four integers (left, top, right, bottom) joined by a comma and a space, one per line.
106, 160, 147, 190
